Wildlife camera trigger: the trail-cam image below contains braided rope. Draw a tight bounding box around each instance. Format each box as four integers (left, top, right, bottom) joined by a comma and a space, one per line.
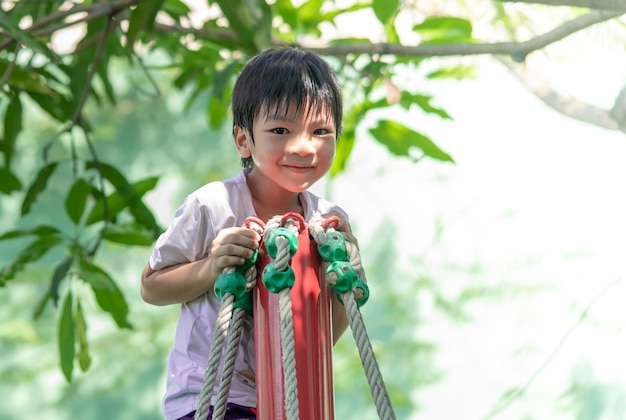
310, 217, 396, 420
342, 291, 396, 420
211, 306, 245, 420
264, 217, 300, 420
211, 264, 258, 420
195, 275, 235, 420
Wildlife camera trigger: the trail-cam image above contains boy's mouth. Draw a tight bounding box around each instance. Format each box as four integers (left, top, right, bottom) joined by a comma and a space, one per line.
284, 164, 315, 173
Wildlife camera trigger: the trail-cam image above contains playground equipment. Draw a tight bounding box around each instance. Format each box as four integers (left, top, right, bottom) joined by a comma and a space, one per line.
195, 213, 395, 420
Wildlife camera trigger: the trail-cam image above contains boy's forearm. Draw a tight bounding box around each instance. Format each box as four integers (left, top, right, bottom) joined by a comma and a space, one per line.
331, 291, 349, 345
141, 259, 217, 306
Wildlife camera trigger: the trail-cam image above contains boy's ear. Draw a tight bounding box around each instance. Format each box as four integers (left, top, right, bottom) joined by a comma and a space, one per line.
233, 126, 252, 158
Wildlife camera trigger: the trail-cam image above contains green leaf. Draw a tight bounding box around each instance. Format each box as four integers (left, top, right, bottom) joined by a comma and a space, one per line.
297, 0, 324, 22
3, 62, 55, 94
272, 0, 298, 27
32, 290, 51, 320
329, 98, 391, 177
208, 95, 227, 130
0, 235, 63, 286
65, 178, 92, 224
3, 94, 22, 167
21, 162, 58, 216
85, 176, 159, 231
84, 162, 159, 229
215, 0, 272, 50
126, 0, 165, 49
0, 167, 21, 194
25, 91, 73, 123
212, 61, 237, 100
58, 292, 75, 382
0, 225, 60, 240
320, 3, 370, 22
162, 0, 191, 17
85, 161, 130, 190
50, 256, 74, 306
330, 128, 355, 177
97, 61, 116, 105
0, 14, 58, 61
427, 65, 478, 80
373, 0, 398, 25
369, 120, 454, 163
103, 223, 157, 246
413, 16, 473, 43
79, 259, 132, 329
400, 92, 452, 120
75, 302, 91, 372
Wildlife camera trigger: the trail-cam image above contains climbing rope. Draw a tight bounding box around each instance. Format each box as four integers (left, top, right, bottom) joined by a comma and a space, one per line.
310, 216, 396, 420
194, 281, 234, 420
212, 263, 258, 420
261, 214, 302, 420
195, 218, 263, 420
195, 213, 395, 420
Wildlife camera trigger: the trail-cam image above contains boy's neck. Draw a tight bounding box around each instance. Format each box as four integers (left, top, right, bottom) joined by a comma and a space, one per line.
245, 171, 304, 221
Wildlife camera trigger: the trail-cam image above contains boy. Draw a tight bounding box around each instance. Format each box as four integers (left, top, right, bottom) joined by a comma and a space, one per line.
141, 47, 357, 420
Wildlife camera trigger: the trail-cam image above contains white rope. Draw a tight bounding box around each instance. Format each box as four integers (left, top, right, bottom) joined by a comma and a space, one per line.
264, 217, 300, 420
211, 264, 258, 420
196, 218, 261, 420
195, 278, 234, 420
211, 306, 245, 420
342, 290, 396, 420
309, 217, 396, 420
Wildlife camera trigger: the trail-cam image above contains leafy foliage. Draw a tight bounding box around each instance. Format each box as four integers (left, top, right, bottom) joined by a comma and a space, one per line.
0, 0, 620, 384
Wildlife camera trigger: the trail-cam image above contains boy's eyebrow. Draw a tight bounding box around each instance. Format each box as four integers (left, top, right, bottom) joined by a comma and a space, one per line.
263, 109, 334, 124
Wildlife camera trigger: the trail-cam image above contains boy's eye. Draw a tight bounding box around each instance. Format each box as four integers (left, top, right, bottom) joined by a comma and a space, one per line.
272, 127, 289, 135
314, 128, 332, 136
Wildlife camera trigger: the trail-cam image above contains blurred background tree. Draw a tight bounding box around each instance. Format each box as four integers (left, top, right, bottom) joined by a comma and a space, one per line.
0, 0, 624, 419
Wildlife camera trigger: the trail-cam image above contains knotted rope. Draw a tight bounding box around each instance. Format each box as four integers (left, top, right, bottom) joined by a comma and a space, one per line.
310, 216, 396, 420
211, 263, 258, 420
195, 214, 395, 420
195, 218, 263, 420
194, 277, 235, 420
262, 215, 301, 420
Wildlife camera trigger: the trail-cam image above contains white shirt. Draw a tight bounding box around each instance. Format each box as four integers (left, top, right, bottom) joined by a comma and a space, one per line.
149, 170, 346, 420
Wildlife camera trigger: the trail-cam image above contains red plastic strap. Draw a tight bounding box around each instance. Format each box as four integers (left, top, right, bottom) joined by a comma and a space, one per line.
280, 212, 306, 232
245, 216, 266, 234
321, 215, 339, 229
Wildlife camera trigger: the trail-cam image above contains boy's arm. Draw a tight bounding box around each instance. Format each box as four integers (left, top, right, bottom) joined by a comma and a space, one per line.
141, 259, 216, 306
331, 292, 350, 344
141, 226, 260, 306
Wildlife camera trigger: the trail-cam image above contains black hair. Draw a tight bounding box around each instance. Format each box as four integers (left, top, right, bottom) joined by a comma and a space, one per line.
232, 47, 343, 169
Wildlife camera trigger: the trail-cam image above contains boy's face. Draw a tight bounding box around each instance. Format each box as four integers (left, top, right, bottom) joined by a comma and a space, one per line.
234, 101, 336, 193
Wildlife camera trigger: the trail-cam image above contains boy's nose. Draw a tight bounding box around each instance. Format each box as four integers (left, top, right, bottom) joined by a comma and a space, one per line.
287, 134, 315, 155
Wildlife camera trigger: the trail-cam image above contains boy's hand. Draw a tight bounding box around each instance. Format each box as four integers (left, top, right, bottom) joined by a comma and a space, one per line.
209, 227, 261, 277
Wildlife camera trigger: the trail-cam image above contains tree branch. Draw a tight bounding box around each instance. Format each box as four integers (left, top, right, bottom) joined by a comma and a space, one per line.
499, 58, 623, 132
0, 0, 143, 51
150, 10, 623, 63
497, 0, 626, 10
307, 10, 623, 61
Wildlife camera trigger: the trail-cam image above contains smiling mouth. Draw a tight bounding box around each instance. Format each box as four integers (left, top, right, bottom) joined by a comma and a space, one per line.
284, 164, 314, 169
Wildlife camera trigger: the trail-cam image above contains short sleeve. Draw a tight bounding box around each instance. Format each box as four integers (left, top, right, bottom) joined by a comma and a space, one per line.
149, 194, 214, 270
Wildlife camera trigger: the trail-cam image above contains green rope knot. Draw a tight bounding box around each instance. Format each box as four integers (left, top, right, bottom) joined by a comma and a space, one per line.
265, 227, 298, 259
232, 291, 253, 315
337, 277, 370, 308
326, 261, 358, 294
262, 263, 295, 293
317, 231, 348, 262
214, 271, 247, 301
238, 249, 258, 272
